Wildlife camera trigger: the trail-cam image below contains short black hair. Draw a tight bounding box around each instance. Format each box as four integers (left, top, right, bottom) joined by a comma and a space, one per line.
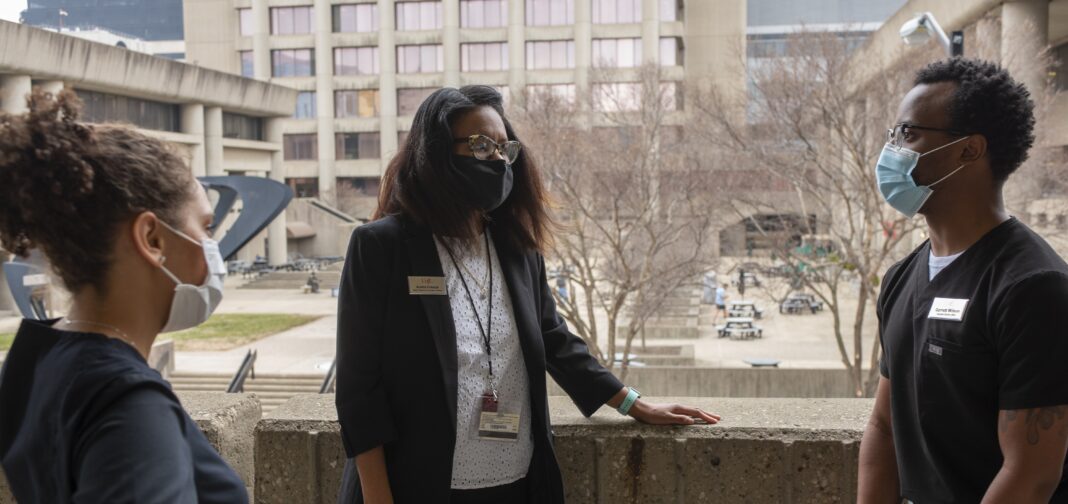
914, 58, 1035, 181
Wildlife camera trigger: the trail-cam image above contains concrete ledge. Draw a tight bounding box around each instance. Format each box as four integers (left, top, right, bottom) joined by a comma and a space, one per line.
548, 366, 858, 398
178, 392, 262, 499
254, 394, 872, 503
148, 339, 175, 379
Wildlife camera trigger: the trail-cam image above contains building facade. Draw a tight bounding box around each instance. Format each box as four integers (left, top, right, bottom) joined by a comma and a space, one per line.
183, 0, 745, 219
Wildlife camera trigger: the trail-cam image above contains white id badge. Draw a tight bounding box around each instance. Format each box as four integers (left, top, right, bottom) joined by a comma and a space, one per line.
472, 391, 522, 442
928, 297, 969, 321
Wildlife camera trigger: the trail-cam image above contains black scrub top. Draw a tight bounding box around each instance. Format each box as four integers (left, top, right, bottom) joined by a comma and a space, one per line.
0, 318, 248, 503
877, 218, 1068, 503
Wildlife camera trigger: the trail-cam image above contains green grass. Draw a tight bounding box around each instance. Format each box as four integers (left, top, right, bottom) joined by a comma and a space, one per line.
166, 313, 321, 351
0, 333, 12, 352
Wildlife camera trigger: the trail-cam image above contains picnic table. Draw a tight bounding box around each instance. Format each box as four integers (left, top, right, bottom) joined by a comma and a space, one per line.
728, 301, 764, 319
716, 317, 763, 340
779, 293, 825, 314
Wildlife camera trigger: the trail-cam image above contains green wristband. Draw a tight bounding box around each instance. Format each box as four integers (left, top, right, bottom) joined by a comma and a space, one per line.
617, 387, 641, 416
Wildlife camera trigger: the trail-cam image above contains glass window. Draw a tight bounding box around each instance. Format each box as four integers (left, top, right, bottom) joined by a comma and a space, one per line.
294, 91, 317, 118
397, 88, 436, 115
238, 8, 254, 35
1055, 43, 1068, 91
461, 0, 507, 28
659, 37, 680, 66
272, 49, 315, 77
271, 6, 314, 35
76, 89, 180, 132
239, 50, 254, 77
461, 42, 508, 71
335, 90, 380, 118
592, 38, 642, 67
334, 47, 379, 75
660, 81, 680, 110
336, 132, 381, 159
222, 112, 264, 140
526, 84, 575, 104
283, 134, 318, 160
396, 1, 442, 30
396, 44, 444, 73
337, 176, 382, 197
398, 130, 409, 146
286, 177, 319, 197
524, 40, 574, 69
525, 0, 573, 26
333, 4, 379, 32
592, 0, 640, 24
659, 0, 679, 21
592, 82, 642, 111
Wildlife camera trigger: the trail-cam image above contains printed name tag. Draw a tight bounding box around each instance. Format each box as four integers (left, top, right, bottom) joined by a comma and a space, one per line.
928, 297, 969, 321
408, 276, 447, 295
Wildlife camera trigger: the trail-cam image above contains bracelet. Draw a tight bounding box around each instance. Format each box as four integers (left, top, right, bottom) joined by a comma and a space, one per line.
617, 387, 641, 416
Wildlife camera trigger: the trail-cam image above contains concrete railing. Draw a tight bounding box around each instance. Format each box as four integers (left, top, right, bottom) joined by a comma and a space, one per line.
255, 395, 873, 504
548, 366, 862, 398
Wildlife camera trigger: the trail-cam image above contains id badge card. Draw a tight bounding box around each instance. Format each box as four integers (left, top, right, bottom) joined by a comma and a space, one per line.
473, 391, 522, 442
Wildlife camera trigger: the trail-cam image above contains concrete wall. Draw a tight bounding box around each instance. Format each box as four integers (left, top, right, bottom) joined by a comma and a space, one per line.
255, 395, 872, 503
548, 366, 859, 398
285, 199, 359, 259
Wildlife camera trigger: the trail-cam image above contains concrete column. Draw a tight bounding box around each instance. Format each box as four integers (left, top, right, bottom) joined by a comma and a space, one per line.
379, 0, 399, 174
1001, 0, 1049, 99
265, 118, 289, 266
443, 0, 461, 87
252, 0, 271, 80
181, 104, 207, 177
204, 106, 225, 176
507, 0, 527, 107
641, 0, 659, 65
574, 0, 591, 122
0, 74, 32, 113
37, 80, 64, 96
314, 0, 336, 202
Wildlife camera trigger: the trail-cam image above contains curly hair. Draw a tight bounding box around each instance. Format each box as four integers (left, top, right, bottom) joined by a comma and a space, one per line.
914, 58, 1036, 181
0, 89, 196, 294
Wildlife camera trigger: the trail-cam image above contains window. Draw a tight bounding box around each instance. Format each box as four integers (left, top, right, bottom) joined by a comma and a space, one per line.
592, 38, 642, 67
336, 132, 381, 159
337, 176, 381, 197
659, 0, 679, 21
592, 0, 640, 24
286, 177, 319, 197
76, 89, 179, 132
333, 3, 378, 33
397, 87, 437, 115
272, 49, 315, 77
526, 83, 575, 104
660, 81, 680, 110
398, 130, 410, 146
284, 134, 318, 160
461, 0, 507, 28
396, 44, 444, 73
238, 8, 254, 35
335, 90, 380, 118
525, 40, 574, 69
1055, 43, 1068, 91
461, 42, 508, 71
592, 82, 641, 111
240, 50, 254, 77
270, 6, 314, 35
294, 91, 317, 118
334, 47, 379, 75
222, 112, 263, 140
659, 37, 680, 66
396, 1, 442, 30
525, 0, 574, 26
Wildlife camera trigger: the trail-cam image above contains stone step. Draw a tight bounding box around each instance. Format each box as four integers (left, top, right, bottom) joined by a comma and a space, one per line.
240, 271, 342, 290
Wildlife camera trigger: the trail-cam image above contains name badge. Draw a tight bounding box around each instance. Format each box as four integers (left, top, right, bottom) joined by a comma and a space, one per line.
408, 276, 447, 296
928, 297, 969, 321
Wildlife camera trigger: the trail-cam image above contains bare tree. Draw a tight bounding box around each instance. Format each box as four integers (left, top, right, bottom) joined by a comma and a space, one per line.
512, 66, 725, 379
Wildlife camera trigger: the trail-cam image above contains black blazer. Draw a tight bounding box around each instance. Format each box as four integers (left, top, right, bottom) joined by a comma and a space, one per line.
335, 215, 624, 504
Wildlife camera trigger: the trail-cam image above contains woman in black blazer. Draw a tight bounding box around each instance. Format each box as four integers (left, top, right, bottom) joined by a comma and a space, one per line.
335, 86, 719, 504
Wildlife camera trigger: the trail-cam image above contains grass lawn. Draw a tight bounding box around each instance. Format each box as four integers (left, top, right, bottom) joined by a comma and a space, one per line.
0, 333, 12, 352
167, 313, 321, 351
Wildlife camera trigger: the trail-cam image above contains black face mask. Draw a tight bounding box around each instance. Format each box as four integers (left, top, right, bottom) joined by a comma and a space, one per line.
450, 154, 514, 212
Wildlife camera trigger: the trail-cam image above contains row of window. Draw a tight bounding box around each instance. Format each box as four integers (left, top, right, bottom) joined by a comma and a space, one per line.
239, 0, 682, 35
242, 38, 682, 78
283, 132, 381, 161
286, 177, 382, 199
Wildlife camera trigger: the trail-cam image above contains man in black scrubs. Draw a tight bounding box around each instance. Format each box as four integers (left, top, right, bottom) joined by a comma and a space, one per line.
858, 58, 1068, 503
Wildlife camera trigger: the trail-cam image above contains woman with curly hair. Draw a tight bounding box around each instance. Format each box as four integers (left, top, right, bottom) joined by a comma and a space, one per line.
0, 89, 247, 503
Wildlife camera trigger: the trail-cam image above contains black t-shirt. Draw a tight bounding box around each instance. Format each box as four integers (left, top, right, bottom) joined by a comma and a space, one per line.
878, 218, 1068, 503
0, 319, 248, 503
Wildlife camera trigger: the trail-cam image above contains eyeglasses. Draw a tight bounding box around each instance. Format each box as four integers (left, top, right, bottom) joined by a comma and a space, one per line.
453, 134, 522, 165
886, 123, 969, 147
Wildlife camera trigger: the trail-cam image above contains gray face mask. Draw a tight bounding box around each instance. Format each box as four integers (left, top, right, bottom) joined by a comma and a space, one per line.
157, 220, 226, 333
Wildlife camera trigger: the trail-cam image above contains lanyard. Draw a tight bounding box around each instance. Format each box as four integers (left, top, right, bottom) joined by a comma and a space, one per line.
443, 232, 495, 379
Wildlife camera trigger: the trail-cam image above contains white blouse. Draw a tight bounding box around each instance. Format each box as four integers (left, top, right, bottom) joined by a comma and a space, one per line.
434, 234, 534, 489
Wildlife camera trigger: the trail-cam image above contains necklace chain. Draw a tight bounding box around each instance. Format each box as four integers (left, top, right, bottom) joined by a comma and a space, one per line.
61, 319, 139, 352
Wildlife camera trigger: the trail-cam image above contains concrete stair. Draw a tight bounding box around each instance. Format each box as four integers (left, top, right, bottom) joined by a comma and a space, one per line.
168, 372, 327, 414
640, 284, 702, 339
239, 271, 342, 290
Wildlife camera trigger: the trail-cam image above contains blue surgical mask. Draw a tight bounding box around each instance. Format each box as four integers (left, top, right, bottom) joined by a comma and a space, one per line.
876, 135, 971, 218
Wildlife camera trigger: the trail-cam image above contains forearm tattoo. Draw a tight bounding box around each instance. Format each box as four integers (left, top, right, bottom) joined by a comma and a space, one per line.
999, 406, 1068, 445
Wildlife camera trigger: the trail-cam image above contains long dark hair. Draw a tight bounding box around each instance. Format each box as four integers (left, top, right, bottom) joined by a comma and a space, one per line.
375, 85, 553, 252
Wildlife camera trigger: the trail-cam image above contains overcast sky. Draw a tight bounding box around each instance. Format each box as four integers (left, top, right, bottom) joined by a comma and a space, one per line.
0, 1, 27, 23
